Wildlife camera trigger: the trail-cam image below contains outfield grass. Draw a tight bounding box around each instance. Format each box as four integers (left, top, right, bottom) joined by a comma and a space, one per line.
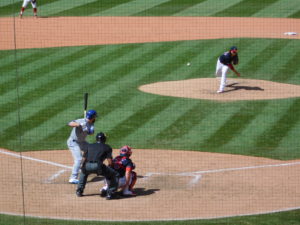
1, 0, 300, 17
1, 0, 300, 224
1, 38, 300, 160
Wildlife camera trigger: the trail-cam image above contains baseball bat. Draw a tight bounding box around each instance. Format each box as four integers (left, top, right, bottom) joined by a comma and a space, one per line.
84, 93, 88, 118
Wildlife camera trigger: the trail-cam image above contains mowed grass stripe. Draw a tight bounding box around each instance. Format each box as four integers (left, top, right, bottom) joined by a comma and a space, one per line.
271, 48, 300, 82
0, 46, 103, 119
288, 9, 300, 18
201, 101, 267, 150
174, 0, 242, 16
31, 41, 179, 148
151, 101, 209, 149
276, 119, 300, 159
255, 98, 300, 152
39, 0, 99, 16
0, 2, 21, 16
0, 49, 43, 68
94, 41, 201, 142
134, 0, 206, 16
249, 40, 300, 81
108, 97, 175, 146
96, 0, 170, 16
223, 100, 292, 156
0, 47, 85, 97
118, 41, 211, 145
21, 42, 173, 147
0, 44, 135, 137
253, 0, 300, 18
50, 0, 133, 17
124, 99, 198, 148
213, 0, 280, 17
0, 0, 62, 16
241, 39, 290, 77
0, 50, 15, 61
0, 48, 59, 82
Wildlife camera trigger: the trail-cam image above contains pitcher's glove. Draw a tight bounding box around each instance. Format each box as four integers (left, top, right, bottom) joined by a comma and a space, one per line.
32, 0, 36, 3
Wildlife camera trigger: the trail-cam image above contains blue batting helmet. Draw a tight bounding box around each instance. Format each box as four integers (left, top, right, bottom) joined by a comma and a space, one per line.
86, 109, 97, 120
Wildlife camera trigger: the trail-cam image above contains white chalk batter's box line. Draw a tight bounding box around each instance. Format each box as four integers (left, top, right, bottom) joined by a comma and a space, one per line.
1, 149, 300, 185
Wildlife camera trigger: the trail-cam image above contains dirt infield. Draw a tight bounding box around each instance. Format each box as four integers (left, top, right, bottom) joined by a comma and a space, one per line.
1, 16, 300, 221
139, 78, 300, 101
0, 17, 299, 50
0, 148, 300, 221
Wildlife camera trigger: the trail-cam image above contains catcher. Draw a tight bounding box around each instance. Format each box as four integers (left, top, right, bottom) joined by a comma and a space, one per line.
19, 0, 37, 18
100, 145, 137, 197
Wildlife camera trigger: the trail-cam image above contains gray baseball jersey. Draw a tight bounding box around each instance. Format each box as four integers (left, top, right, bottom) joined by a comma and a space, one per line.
68, 118, 93, 142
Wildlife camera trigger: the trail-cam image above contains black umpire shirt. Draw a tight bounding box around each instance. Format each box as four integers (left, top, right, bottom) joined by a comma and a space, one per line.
82, 142, 113, 163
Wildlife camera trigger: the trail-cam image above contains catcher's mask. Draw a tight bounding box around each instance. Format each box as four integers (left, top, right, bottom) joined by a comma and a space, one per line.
96, 132, 106, 143
120, 145, 132, 157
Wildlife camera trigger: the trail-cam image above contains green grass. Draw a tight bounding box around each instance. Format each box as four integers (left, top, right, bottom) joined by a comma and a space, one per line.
1, 0, 300, 17
1, 38, 300, 160
1, 1, 300, 224
1, 209, 300, 225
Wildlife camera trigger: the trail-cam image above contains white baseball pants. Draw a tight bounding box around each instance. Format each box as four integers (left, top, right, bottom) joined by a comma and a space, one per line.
215, 59, 229, 92
22, 0, 37, 8
67, 139, 82, 180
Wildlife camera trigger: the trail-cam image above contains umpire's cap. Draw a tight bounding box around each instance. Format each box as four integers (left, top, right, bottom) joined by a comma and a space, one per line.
96, 132, 106, 143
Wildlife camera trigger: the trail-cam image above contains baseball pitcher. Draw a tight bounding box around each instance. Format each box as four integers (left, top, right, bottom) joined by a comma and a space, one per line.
215, 46, 240, 93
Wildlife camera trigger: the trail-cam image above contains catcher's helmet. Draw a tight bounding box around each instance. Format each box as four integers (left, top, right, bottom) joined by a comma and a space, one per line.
96, 132, 106, 143
120, 145, 132, 157
86, 109, 97, 120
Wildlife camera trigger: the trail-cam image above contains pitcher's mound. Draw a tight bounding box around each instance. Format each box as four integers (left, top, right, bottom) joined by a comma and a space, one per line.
139, 78, 300, 101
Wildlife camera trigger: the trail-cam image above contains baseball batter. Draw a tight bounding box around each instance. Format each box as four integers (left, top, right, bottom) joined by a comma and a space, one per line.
215, 46, 240, 93
67, 110, 97, 184
19, 0, 37, 18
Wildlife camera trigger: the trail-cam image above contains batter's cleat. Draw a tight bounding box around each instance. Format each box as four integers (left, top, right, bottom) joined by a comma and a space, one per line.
69, 178, 79, 184
76, 191, 83, 197
122, 189, 136, 196
100, 188, 107, 197
106, 191, 115, 200
19, 13, 22, 18
217, 90, 224, 93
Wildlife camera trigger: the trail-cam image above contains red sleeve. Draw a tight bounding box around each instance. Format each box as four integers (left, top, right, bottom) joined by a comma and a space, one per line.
228, 64, 234, 70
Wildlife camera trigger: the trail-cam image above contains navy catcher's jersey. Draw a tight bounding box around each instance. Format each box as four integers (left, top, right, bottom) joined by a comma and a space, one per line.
112, 156, 135, 177
219, 51, 239, 65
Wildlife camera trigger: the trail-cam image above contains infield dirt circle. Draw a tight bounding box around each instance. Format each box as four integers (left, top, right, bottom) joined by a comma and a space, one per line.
0, 17, 300, 221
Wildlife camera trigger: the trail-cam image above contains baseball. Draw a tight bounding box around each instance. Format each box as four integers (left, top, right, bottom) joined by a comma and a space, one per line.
187, 62, 191, 66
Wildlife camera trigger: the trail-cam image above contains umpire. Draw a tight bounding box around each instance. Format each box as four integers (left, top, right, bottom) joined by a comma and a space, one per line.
76, 132, 118, 200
